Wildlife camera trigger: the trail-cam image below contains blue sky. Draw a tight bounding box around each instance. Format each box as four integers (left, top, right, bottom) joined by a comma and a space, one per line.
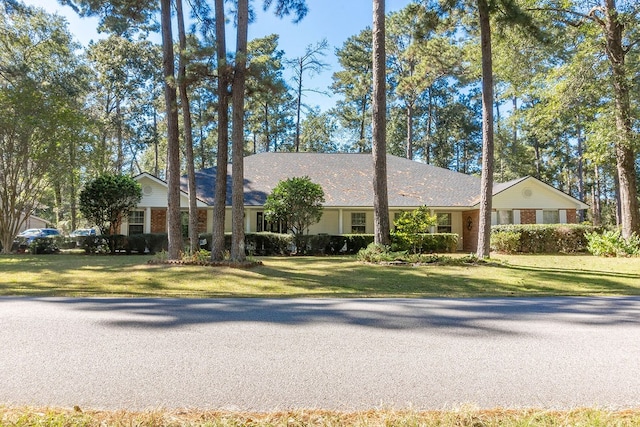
24, 0, 412, 111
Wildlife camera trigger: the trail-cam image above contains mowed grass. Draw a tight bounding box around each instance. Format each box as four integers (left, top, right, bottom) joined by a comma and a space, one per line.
2, 406, 640, 426
0, 252, 639, 298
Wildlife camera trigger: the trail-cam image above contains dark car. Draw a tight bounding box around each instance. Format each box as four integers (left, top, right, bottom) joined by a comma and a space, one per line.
69, 228, 100, 248
13, 228, 61, 253
69, 228, 98, 238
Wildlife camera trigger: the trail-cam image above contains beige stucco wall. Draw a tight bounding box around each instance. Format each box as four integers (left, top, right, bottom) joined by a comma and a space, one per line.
136, 175, 205, 209
493, 179, 584, 210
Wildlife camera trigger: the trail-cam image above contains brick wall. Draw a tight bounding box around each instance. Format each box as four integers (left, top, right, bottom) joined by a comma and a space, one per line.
197, 209, 207, 233
520, 209, 537, 224
151, 208, 166, 233
462, 210, 479, 253
566, 209, 577, 224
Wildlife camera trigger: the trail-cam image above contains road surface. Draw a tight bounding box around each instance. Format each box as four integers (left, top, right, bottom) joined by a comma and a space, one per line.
1, 296, 639, 411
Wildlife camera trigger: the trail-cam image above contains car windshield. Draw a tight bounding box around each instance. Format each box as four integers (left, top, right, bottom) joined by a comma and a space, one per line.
18, 229, 40, 236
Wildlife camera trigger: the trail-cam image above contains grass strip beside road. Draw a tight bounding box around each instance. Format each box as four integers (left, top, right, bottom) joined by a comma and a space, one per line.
2, 407, 640, 426
0, 253, 639, 298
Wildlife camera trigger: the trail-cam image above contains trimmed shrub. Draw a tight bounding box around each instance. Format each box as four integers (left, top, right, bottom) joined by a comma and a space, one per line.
585, 229, 640, 257
126, 234, 147, 254
198, 232, 292, 256
308, 233, 332, 255
391, 233, 458, 253
147, 233, 168, 254
28, 236, 62, 254
336, 234, 375, 254
490, 231, 521, 254
246, 232, 293, 255
491, 224, 597, 253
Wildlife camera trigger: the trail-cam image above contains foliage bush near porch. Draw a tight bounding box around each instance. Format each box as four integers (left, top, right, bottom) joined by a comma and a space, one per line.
585, 229, 640, 257
491, 224, 598, 254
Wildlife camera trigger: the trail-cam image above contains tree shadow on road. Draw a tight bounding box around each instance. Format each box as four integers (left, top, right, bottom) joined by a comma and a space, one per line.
37, 295, 640, 337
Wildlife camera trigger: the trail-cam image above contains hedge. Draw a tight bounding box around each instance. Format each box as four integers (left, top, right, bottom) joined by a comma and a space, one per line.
75, 233, 169, 254
391, 233, 458, 253
490, 224, 598, 254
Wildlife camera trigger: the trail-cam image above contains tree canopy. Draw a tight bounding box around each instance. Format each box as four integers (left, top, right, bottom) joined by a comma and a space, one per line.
2, 0, 639, 251
78, 174, 142, 236
263, 176, 325, 253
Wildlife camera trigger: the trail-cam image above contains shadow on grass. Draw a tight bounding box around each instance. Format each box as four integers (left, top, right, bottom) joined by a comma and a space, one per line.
2, 254, 639, 298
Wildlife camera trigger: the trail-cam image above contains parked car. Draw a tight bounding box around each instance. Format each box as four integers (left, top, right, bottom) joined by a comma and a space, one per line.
69, 228, 100, 248
69, 228, 98, 237
13, 228, 61, 253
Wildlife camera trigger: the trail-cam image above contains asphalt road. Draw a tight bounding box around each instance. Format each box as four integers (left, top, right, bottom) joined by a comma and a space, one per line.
1, 296, 640, 411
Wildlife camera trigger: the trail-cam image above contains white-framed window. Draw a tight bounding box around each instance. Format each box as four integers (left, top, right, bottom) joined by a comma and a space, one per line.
257, 212, 285, 233
543, 210, 559, 224
496, 210, 513, 225
351, 212, 366, 234
436, 213, 452, 233
128, 210, 144, 235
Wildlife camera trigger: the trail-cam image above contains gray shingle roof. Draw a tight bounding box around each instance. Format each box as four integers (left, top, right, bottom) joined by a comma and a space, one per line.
182, 152, 483, 208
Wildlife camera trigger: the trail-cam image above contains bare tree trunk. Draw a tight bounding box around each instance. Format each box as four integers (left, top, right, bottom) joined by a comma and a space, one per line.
476, 0, 495, 259
264, 102, 270, 152
372, 0, 390, 246
230, 0, 249, 262
576, 120, 585, 222
161, 0, 182, 260
54, 182, 62, 225
406, 102, 414, 160
153, 106, 159, 177
295, 59, 303, 152
211, 0, 230, 261
592, 164, 602, 226
426, 87, 433, 164
176, 0, 200, 254
603, 0, 639, 238
116, 100, 123, 173
359, 96, 368, 152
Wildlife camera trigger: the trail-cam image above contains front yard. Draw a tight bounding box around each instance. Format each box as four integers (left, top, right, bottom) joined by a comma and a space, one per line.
1, 253, 638, 298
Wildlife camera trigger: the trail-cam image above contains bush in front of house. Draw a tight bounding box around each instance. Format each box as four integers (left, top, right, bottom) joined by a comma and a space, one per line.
490, 231, 521, 254
28, 236, 63, 254
391, 233, 458, 253
585, 229, 640, 257
491, 224, 597, 254
246, 232, 293, 255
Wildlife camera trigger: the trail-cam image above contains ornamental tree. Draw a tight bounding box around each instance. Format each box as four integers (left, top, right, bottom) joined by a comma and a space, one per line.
79, 174, 142, 238
393, 206, 437, 254
264, 176, 324, 254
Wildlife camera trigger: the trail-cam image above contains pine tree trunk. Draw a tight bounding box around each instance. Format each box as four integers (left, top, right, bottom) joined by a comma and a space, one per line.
161, 0, 182, 260
295, 60, 303, 152
230, 0, 248, 262
372, 0, 390, 246
211, 0, 230, 261
476, 0, 494, 259
406, 103, 413, 160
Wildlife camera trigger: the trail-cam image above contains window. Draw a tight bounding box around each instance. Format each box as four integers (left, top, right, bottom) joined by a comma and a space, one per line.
351, 212, 366, 233
180, 211, 189, 237
257, 212, 285, 233
543, 210, 559, 224
436, 213, 452, 233
128, 210, 144, 235
496, 210, 513, 225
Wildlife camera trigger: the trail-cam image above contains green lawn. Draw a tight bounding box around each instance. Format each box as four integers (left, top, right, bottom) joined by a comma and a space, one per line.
1, 253, 638, 298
